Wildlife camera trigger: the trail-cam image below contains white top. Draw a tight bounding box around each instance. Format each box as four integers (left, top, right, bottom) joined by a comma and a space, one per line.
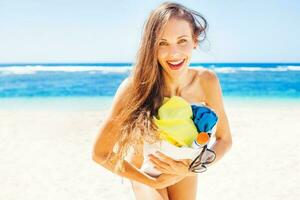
141, 124, 217, 177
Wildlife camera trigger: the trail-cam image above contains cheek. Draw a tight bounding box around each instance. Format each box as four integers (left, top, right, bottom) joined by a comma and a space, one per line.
157, 49, 168, 62
180, 43, 194, 53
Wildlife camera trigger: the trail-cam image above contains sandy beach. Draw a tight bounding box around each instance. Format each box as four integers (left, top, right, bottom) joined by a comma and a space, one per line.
1, 98, 299, 200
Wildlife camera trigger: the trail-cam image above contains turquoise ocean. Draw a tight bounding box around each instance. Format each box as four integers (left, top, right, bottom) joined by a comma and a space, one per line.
0, 63, 299, 110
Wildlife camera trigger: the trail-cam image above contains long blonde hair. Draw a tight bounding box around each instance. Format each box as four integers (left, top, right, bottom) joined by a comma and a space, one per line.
106, 2, 208, 172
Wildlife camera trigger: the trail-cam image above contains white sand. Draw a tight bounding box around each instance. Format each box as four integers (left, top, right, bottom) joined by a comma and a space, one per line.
0, 98, 300, 200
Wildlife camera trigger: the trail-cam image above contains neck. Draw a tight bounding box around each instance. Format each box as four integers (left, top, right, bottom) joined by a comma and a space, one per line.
163, 68, 190, 97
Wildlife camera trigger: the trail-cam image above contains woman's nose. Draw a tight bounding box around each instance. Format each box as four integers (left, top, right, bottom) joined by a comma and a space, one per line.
168, 45, 181, 57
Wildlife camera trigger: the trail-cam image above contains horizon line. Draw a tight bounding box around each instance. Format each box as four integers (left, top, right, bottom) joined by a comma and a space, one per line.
0, 62, 300, 66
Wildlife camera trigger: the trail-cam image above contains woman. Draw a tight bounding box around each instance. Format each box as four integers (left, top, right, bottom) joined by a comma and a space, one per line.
92, 2, 232, 200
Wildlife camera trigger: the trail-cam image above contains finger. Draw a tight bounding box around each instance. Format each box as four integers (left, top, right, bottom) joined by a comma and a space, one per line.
151, 153, 189, 171
150, 158, 173, 174
149, 154, 170, 166
153, 165, 170, 174
155, 151, 177, 165
149, 155, 171, 170
150, 154, 189, 174
178, 159, 192, 166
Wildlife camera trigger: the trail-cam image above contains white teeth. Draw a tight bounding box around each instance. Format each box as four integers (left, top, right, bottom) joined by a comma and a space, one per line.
167, 60, 184, 65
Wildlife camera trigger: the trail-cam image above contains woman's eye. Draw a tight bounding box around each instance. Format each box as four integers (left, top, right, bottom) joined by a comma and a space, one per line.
159, 41, 168, 46
179, 39, 187, 44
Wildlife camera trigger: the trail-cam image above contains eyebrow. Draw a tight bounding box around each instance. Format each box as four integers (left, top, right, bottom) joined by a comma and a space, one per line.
160, 35, 188, 41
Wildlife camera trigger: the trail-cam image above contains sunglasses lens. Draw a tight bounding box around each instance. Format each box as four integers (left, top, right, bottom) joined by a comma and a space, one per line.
201, 149, 216, 164
192, 165, 207, 173
189, 148, 216, 173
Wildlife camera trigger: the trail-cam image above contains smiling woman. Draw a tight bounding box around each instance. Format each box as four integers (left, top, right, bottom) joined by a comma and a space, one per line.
157, 19, 199, 72
157, 18, 199, 80
92, 2, 232, 200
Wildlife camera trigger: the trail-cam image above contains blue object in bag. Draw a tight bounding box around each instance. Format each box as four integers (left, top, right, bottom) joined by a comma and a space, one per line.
191, 104, 218, 134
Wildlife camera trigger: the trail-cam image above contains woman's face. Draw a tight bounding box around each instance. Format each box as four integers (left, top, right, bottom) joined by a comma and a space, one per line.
157, 17, 197, 75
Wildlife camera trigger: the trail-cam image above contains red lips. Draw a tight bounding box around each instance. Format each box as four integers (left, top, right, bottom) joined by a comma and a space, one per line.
166, 59, 185, 70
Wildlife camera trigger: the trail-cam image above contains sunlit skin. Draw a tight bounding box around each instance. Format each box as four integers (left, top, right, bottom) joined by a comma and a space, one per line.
93, 14, 232, 200
140, 17, 230, 200
157, 17, 198, 94
148, 17, 199, 177
148, 152, 193, 176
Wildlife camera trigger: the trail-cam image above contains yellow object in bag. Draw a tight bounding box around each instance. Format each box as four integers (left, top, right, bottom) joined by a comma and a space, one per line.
153, 96, 198, 147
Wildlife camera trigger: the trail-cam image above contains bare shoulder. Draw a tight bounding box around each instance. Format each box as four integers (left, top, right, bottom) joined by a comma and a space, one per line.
92, 77, 132, 160
196, 68, 218, 85
115, 76, 132, 97
190, 68, 220, 99
108, 77, 132, 117
196, 68, 223, 110
195, 68, 232, 143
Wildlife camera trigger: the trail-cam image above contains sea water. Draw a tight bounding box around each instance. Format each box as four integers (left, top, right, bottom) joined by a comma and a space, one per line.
0, 62, 299, 110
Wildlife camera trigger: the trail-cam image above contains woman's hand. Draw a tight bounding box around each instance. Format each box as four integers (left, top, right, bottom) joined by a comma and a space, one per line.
148, 151, 195, 177
151, 173, 184, 189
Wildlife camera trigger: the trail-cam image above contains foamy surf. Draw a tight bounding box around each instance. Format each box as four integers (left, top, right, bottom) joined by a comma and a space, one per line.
0, 66, 132, 75
0, 65, 300, 75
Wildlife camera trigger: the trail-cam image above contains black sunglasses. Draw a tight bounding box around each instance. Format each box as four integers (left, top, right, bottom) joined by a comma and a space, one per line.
188, 146, 216, 173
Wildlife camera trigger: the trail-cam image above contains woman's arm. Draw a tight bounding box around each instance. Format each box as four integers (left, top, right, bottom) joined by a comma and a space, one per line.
92, 78, 183, 189
201, 69, 233, 166
92, 77, 154, 184
142, 70, 232, 177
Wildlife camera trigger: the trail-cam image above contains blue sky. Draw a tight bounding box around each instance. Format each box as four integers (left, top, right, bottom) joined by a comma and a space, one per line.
0, 0, 299, 63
